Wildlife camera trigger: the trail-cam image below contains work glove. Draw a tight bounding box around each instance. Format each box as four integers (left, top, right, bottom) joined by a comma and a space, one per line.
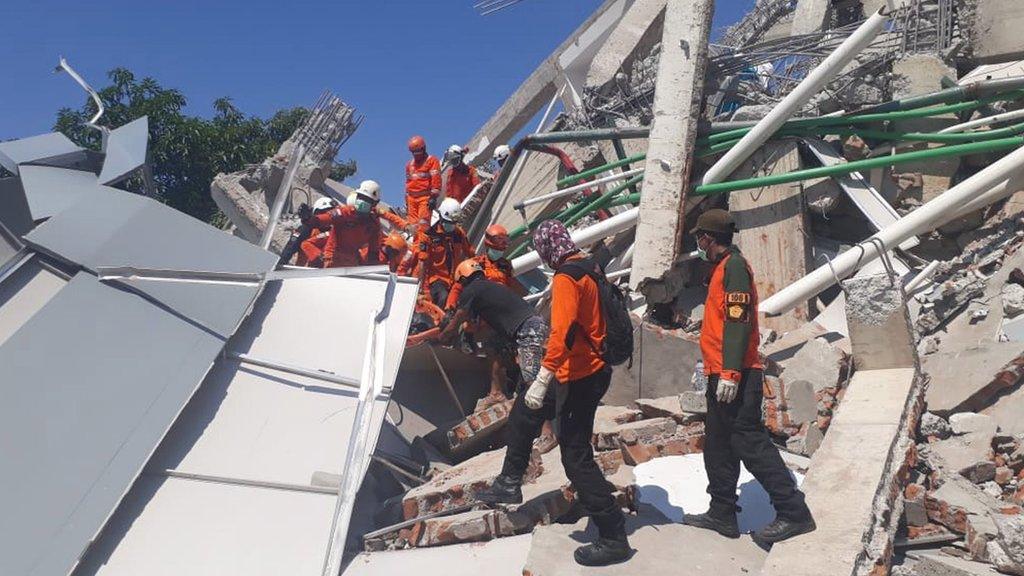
524, 366, 554, 410
716, 377, 739, 404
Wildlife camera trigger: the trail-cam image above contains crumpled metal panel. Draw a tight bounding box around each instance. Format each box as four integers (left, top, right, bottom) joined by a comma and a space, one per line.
0, 272, 226, 576
0, 132, 81, 175
98, 117, 149, 185
25, 186, 278, 335
0, 177, 34, 239
17, 165, 106, 221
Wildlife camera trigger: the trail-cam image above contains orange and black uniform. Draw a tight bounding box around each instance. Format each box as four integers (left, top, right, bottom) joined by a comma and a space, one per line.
400, 224, 475, 306
701, 245, 809, 522
500, 255, 626, 542
443, 254, 521, 310
405, 155, 441, 223
313, 206, 407, 268
444, 164, 480, 203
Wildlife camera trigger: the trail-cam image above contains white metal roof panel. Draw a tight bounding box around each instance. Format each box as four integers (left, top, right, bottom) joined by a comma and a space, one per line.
17, 165, 107, 221
0, 132, 81, 175
98, 117, 148, 185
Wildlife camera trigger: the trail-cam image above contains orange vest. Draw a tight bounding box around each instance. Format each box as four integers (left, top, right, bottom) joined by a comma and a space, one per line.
405, 155, 441, 197
542, 256, 605, 383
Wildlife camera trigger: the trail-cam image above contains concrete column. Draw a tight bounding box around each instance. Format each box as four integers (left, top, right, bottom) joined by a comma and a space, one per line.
790, 0, 831, 36
731, 141, 811, 333
629, 0, 713, 300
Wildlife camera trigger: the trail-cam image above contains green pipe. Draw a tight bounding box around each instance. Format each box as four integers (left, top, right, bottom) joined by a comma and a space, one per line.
703, 90, 1024, 145
563, 174, 645, 227
693, 137, 1024, 197
608, 192, 641, 207
697, 122, 1024, 158
612, 138, 642, 198
555, 153, 646, 188
855, 76, 1024, 115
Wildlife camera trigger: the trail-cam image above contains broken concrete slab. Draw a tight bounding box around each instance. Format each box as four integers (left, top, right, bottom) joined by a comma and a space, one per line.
634, 395, 700, 423
951, 413, 999, 437
910, 552, 1003, 575
844, 272, 919, 372
522, 505, 767, 576
983, 385, 1024, 437
963, 0, 1024, 65
593, 416, 676, 451
620, 422, 705, 466
609, 317, 702, 405
988, 513, 1024, 575
929, 426, 997, 477
585, 0, 667, 94
921, 412, 954, 440
678, 390, 707, 415
774, 335, 849, 393
924, 343, 1024, 416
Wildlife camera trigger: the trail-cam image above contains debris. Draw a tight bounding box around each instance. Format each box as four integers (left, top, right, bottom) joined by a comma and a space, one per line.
447, 398, 515, 454
922, 412, 954, 440
678, 390, 708, 415
951, 413, 999, 437
1004, 284, 1024, 319
634, 395, 702, 424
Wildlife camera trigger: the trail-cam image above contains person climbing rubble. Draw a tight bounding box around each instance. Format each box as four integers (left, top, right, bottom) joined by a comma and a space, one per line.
442, 144, 480, 204
311, 179, 407, 268
681, 208, 816, 546
405, 135, 442, 225
399, 197, 475, 306
475, 219, 630, 567
436, 259, 553, 426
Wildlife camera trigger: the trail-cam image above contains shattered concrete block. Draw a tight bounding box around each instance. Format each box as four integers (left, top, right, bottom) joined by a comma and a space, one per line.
678, 390, 707, 415
925, 344, 1024, 416
904, 483, 930, 527
930, 424, 997, 475
921, 412, 953, 440
446, 399, 514, 453
989, 513, 1024, 576
1004, 283, 1024, 319
593, 416, 677, 451
785, 422, 824, 457
593, 405, 643, 432
634, 395, 701, 423
961, 461, 998, 485
620, 422, 705, 466
775, 335, 848, 393
926, 474, 1005, 535
917, 275, 988, 335
950, 413, 998, 436
998, 468, 1016, 486
783, 378, 817, 424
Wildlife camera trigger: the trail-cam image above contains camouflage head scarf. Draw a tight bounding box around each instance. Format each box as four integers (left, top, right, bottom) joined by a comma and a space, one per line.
533, 219, 580, 270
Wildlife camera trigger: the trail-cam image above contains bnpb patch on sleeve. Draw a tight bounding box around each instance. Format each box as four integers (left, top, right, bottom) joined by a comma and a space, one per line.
726, 291, 751, 322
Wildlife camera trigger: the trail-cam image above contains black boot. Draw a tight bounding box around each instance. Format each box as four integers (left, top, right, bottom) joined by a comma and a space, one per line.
573, 537, 632, 567
474, 474, 523, 505
752, 514, 816, 546
681, 511, 740, 539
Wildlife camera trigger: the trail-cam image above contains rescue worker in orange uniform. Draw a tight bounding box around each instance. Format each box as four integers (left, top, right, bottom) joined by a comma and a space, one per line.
312, 180, 407, 268
443, 225, 522, 309
443, 144, 480, 204
405, 135, 442, 225
379, 231, 408, 273
399, 197, 474, 307
681, 209, 816, 546
476, 220, 629, 567
295, 197, 337, 267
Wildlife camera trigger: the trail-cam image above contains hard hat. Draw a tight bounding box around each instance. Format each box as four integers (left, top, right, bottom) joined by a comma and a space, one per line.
454, 258, 484, 283
493, 144, 510, 162
312, 197, 336, 213
384, 231, 407, 253
447, 144, 465, 157
408, 135, 426, 152
484, 224, 509, 250
356, 180, 381, 203
693, 208, 737, 235
434, 197, 462, 224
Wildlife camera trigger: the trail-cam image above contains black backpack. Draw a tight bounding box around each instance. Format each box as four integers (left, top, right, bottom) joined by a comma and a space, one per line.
558, 258, 634, 368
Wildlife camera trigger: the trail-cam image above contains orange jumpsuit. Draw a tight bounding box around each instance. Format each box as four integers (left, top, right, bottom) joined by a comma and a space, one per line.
400, 224, 475, 295
405, 155, 442, 223
297, 228, 330, 267
313, 206, 407, 268
444, 164, 480, 203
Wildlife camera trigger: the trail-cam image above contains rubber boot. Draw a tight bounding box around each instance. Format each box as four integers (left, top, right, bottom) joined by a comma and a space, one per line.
573, 537, 632, 567
474, 474, 523, 505
681, 511, 740, 538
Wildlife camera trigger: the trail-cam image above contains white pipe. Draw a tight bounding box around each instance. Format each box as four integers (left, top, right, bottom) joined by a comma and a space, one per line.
536, 83, 568, 133
761, 144, 1024, 316
517, 168, 644, 210
511, 207, 639, 274
608, 242, 635, 272
459, 181, 488, 210
938, 109, 1024, 134
903, 260, 940, 293
260, 144, 305, 250
701, 7, 890, 186
525, 267, 632, 303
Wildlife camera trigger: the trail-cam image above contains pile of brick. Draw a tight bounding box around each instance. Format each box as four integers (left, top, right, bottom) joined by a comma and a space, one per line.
365, 395, 708, 551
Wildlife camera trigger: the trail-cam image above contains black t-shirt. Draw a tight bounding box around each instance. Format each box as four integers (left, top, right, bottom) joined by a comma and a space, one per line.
457, 278, 534, 340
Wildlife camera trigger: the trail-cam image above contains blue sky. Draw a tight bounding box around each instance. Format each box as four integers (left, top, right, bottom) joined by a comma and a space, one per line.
1, 0, 752, 205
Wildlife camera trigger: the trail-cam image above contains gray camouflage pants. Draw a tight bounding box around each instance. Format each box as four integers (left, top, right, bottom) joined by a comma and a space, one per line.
514, 315, 549, 387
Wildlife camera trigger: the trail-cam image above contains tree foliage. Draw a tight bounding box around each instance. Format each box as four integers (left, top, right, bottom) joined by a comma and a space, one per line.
55, 68, 357, 223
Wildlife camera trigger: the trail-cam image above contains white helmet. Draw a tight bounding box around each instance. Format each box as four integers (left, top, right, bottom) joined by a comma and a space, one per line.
447, 144, 465, 157
356, 179, 381, 203
430, 197, 463, 227
493, 144, 510, 163
312, 197, 336, 213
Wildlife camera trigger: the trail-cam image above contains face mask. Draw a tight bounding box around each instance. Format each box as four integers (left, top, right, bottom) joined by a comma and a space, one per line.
355, 199, 373, 214
441, 221, 456, 233
696, 234, 710, 261
487, 248, 504, 260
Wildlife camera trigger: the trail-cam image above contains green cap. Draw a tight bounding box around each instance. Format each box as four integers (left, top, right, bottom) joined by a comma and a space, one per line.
693, 208, 737, 234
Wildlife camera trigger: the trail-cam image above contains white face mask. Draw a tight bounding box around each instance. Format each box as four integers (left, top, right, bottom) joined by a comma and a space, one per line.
696, 234, 710, 261
355, 199, 373, 214
487, 248, 504, 260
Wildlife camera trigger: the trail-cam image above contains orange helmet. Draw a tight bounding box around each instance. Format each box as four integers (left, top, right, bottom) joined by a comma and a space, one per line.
454, 258, 484, 283
408, 135, 426, 153
484, 224, 509, 250
384, 231, 407, 254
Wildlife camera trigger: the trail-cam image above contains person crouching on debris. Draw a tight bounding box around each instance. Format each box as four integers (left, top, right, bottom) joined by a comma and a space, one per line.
682, 208, 816, 546
379, 231, 408, 273
437, 258, 550, 412
278, 196, 336, 267
476, 220, 630, 567
399, 198, 475, 307
311, 180, 407, 268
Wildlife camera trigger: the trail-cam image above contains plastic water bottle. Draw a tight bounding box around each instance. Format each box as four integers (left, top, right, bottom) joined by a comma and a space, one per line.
692, 360, 707, 392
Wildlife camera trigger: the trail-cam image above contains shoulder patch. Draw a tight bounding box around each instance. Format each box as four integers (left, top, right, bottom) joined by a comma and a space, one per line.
725, 291, 751, 323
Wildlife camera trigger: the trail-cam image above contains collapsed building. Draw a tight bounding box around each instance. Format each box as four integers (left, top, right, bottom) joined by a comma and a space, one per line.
4, 0, 1024, 575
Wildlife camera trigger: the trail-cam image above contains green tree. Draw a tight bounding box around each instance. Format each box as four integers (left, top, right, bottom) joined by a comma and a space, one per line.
55, 68, 357, 223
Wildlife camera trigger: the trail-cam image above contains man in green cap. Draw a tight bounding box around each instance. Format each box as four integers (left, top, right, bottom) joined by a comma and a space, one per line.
682, 208, 816, 546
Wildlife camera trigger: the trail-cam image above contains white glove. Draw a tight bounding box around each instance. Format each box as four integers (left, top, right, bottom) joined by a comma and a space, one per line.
524, 367, 554, 410
716, 377, 739, 404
